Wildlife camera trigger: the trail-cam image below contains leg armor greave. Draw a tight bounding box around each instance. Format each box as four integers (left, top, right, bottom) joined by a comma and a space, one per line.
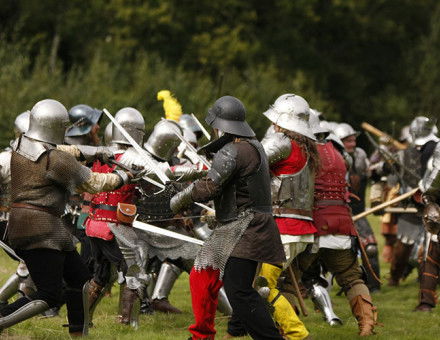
309, 283, 342, 326
0, 273, 20, 306
0, 297, 48, 332
151, 262, 182, 300
118, 284, 140, 329
217, 287, 233, 316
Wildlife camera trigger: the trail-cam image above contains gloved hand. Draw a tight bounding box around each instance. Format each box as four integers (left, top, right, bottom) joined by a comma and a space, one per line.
95, 146, 114, 164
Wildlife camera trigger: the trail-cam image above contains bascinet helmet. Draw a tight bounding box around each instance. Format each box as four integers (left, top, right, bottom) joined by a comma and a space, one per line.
334, 123, 360, 141
179, 114, 203, 139
66, 104, 102, 137
14, 111, 30, 135
409, 116, 439, 146
25, 99, 69, 145
205, 96, 255, 138
263, 94, 315, 140
144, 119, 183, 161
111, 107, 145, 145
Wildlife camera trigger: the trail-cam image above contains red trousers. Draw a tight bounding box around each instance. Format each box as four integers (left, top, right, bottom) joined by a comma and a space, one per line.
189, 267, 223, 339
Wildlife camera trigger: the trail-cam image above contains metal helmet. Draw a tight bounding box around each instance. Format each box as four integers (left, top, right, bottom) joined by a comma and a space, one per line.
111, 107, 145, 145
262, 94, 315, 140
205, 96, 255, 138
25, 99, 69, 145
66, 104, 102, 137
179, 114, 203, 139
104, 122, 113, 146
409, 116, 439, 146
334, 123, 360, 140
309, 108, 329, 136
14, 111, 30, 135
144, 119, 183, 161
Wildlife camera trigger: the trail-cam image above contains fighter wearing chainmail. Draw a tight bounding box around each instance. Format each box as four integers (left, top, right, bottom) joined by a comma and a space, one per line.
412, 119, 439, 312
388, 117, 438, 286
295, 118, 378, 336
334, 123, 381, 292
0, 99, 137, 336
171, 96, 286, 340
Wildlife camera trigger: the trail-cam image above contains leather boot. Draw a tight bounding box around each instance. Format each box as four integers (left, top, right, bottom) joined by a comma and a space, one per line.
414, 244, 440, 312
389, 241, 412, 286
382, 245, 393, 264
151, 298, 182, 314
151, 262, 182, 314
118, 285, 140, 328
349, 295, 377, 336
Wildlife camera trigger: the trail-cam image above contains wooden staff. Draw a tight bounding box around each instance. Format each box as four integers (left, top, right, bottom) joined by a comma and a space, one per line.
353, 187, 418, 222
287, 266, 309, 317
361, 122, 407, 150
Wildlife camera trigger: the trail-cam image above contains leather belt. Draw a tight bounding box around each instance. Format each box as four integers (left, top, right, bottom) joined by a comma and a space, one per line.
91, 204, 117, 211
315, 200, 346, 206
10, 203, 60, 217
273, 207, 313, 218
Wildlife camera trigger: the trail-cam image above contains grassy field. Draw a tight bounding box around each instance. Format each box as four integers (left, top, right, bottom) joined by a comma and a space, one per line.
1, 215, 439, 339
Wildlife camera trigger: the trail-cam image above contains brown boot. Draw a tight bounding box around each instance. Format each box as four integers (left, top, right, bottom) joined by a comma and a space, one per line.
151, 298, 182, 314
414, 303, 433, 312
118, 286, 140, 325
382, 245, 393, 263
389, 241, 412, 286
350, 295, 377, 336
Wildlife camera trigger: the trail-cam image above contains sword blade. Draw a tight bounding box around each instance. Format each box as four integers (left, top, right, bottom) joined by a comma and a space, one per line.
132, 220, 204, 245
191, 113, 211, 140
103, 108, 170, 184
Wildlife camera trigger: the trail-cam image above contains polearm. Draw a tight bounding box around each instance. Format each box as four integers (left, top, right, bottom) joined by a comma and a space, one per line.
353, 187, 418, 222
361, 122, 407, 150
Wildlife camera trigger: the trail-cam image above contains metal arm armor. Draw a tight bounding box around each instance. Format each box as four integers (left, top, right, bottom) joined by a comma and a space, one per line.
207, 143, 238, 185
261, 132, 291, 166
422, 143, 440, 197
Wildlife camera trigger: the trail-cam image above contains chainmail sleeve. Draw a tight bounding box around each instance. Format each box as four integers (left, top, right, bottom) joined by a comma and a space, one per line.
45, 149, 92, 193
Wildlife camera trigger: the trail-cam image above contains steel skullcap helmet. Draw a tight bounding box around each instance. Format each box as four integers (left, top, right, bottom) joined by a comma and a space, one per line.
111, 107, 145, 145
263, 94, 316, 140
205, 96, 255, 138
25, 99, 70, 145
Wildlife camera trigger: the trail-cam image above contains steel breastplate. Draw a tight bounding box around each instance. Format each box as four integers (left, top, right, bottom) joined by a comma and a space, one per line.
272, 160, 314, 220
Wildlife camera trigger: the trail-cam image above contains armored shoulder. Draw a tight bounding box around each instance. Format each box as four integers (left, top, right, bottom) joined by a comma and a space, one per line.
207, 142, 238, 185
353, 147, 369, 174
261, 132, 291, 166
422, 142, 440, 194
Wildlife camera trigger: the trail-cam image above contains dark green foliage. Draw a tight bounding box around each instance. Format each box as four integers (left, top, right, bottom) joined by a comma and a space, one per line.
0, 0, 438, 147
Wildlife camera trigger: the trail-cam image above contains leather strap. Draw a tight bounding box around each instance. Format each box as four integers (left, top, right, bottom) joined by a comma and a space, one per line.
10, 203, 59, 217
315, 200, 346, 206
91, 204, 117, 212
273, 207, 312, 218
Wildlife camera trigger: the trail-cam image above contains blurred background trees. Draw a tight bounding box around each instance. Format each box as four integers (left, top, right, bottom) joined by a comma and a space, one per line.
0, 0, 438, 146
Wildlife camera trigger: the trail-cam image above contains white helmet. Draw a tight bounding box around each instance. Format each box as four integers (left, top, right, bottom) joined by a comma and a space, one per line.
111, 107, 145, 145
14, 111, 30, 135
334, 123, 360, 140
309, 109, 329, 136
409, 116, 438, 146
263, 94, 316, 140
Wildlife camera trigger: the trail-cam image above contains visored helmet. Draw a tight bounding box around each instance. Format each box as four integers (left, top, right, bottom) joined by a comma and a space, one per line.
144, 119, 183, 161
263, 94, 315, 140
25, 99, 69, 145
205, 96, 255, 138
111, 107, 145, 145
66, 104, 102, 137
334, 123, 360, 140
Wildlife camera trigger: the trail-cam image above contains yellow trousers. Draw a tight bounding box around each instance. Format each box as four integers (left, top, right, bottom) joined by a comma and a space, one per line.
259, 263, 309, 340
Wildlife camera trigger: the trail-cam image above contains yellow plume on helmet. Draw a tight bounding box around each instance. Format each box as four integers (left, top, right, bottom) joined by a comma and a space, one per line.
157, 90, 182, 121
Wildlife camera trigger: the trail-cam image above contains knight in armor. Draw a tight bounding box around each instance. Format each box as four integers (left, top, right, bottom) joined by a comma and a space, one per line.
388, 116, 438, 286
414, 120, 440, 312
334, 123, 381, 292
170, 95, 286, 340
0, 99, 137, 335
296, 117, 378, 336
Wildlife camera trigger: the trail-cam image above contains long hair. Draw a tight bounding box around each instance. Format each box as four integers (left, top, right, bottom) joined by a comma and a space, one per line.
277, 127, 320, 173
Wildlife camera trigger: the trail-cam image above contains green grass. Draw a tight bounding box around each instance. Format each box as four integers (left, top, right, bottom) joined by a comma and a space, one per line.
1, 215, 439, 339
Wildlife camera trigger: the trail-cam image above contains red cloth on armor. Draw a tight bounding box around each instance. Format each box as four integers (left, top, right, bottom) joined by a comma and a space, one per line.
85, 153, 136, 240
188, 267, 223, 339
313, 142, 357, 236
270, 140, 317, 236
